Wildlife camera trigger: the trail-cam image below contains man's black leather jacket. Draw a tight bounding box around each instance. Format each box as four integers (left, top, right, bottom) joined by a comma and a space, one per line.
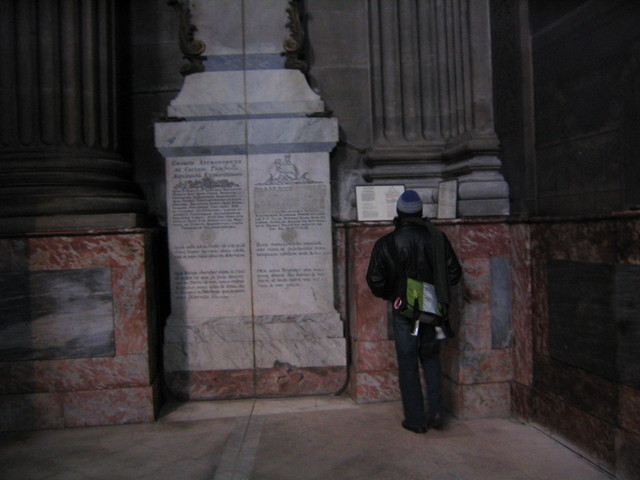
366, 216, 462, 302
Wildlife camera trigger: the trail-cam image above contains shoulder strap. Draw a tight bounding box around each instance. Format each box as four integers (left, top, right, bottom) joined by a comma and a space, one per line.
403, 217, 450, 306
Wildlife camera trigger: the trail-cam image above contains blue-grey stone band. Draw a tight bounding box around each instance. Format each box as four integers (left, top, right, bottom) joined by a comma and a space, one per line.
158, 142, 337, 157
204, 53, 286, 72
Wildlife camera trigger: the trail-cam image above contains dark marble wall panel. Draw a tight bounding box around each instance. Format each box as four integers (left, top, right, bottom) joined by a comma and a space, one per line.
0, 268, 115, 362
548, 259, 640, 389
524, 215, 640, 478
548, 260, 616, 381
490, 257, 512, 348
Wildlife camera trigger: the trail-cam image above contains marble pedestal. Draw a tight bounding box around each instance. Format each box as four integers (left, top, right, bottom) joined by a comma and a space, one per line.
156, 67, 346, 399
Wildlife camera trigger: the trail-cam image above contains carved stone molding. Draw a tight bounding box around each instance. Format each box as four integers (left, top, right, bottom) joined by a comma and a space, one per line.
363, 0, 509, 216
168, 0, 207, 76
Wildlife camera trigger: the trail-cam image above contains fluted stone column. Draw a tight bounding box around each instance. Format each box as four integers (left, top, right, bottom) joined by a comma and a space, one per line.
0, 0, 146, 230
365, 0, 509, 217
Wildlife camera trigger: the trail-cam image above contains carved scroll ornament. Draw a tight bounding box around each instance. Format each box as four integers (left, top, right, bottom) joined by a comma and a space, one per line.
282, 0, 307, 72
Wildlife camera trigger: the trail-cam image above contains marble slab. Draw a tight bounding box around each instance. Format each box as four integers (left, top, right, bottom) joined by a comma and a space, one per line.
167, 70, 326, 118
490, 257, 512, 348
249, 152, 335, 315
0, 268, 115, 361
156, 117, 337, 157
191, 0, 289, 56
253, 313, 343, 340
165, 154, 252, 319
163, 315, 255, 371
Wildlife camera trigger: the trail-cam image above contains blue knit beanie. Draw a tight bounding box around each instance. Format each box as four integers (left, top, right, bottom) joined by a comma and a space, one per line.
396, 190, 423, 214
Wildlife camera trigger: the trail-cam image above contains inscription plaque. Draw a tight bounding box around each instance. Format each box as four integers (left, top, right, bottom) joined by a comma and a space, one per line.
167, 156, 251, 317
355, 185, 405, 221
250, 153, 334, 316
548, 259, 640, 389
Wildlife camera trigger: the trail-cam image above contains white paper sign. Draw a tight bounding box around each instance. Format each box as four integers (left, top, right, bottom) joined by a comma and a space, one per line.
356, 185, 405, 221
437, 180, 458, 219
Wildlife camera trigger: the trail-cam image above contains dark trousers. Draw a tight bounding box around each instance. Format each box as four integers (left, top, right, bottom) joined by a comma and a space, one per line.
392, 311, 442, 428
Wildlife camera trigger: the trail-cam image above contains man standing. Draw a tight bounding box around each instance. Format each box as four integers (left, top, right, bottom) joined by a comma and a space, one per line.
366, 190, 462, 433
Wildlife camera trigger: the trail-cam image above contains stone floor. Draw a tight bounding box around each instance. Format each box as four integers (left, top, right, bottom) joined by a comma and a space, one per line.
0, 396, 614, 480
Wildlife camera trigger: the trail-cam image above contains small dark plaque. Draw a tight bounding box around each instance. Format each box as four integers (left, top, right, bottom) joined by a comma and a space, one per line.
0, 268, 115, 361
548, 260, 640, 389
491, 257, 512, 349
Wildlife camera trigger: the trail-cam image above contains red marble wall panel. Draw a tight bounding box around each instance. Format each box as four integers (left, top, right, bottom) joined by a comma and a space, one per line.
256, 366, 346, 397
63, 386, 156, 428
350, 225, 392, 260
0, 230, 158, 430
350, 256, 389, 341
345, 220, 515, 416
509, 223, 533, 386
28, 234, 146, 270
445, 380, 510, 419
353, 340, 396, 372
456, 257, 492, 350
453, 348, 513, 384
0, 354, 151, 395
112, 264, 149, 356
440, 222, 510, 259
165, 369, 255, 401
349, 371, 399, 404
529, 226, 551, 357
533, 220, 617, 263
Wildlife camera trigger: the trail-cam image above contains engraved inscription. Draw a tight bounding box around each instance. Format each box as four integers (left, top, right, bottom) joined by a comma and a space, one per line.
171, 159, 245, 231
256, 267, 326, 288
174, 269, 246, 300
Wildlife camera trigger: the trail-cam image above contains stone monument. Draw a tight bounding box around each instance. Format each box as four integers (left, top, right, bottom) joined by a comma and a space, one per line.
155, 0, 346, 399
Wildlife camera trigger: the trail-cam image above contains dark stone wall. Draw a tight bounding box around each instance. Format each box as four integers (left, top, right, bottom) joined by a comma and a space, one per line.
530, 0, 640, 215
126, 0, 184, 225
491, 0, 640, 217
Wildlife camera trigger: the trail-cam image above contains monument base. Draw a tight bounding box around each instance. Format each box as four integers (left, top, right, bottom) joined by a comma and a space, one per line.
165, 365, 347, 401
163, 312, 347, 400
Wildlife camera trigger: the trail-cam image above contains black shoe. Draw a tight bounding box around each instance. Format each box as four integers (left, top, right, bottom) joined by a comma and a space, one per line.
427, 413, 442, 430
402, 421, 427, 434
